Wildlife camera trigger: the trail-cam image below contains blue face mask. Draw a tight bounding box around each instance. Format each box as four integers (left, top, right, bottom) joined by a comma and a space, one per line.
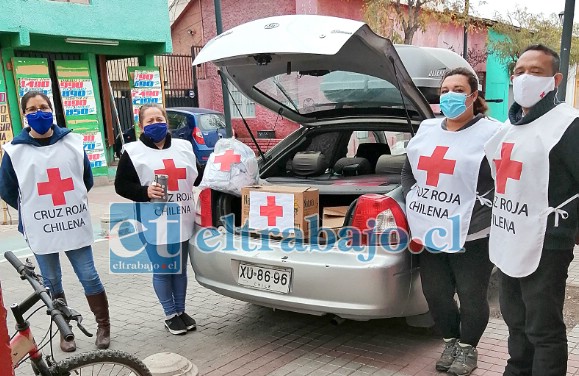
143, 122, 168, 143
26, 111, 53, 135
439, 92, 474, 119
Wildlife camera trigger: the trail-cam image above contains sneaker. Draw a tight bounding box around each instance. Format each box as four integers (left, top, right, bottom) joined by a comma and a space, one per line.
435, 338, 458, 372
447, 343, 478, 376
164, 316, 187, 335
178, 313, 197, 331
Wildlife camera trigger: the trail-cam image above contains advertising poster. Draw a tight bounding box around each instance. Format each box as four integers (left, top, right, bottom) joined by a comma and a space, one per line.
11, 58, 54, 119
128, 67, 165, 137
0, 68, 13, 160
55, 60, 107, 177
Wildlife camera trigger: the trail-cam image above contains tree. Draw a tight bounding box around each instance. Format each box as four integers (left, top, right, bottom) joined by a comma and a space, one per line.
363, 0, 475, 44
443, 42, 489, 70
489, 7, 579, 73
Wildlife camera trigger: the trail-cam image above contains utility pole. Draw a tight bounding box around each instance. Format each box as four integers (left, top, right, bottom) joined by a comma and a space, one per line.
463, 0, 469, 60
558, 0, 575, 102
214, 0, 233, 137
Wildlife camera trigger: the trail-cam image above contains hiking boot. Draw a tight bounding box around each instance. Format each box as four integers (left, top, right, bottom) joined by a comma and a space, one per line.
178, 313, 197, 331
435, 338, 458, 372
165, 316, 187, 335
447, 343, 478, 376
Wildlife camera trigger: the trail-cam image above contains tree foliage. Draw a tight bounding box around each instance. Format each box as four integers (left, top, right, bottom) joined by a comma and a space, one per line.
489, 7, 579, 73
363, 0, 476, 44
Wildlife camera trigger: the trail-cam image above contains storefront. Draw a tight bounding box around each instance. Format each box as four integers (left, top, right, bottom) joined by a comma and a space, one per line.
0, 0, 172, 181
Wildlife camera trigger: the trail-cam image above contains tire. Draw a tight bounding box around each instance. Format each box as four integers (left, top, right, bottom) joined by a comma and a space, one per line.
52, 350, 152, 376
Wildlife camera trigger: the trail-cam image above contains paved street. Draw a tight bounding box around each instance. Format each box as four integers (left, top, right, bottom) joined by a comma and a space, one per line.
1, 184, 578, 376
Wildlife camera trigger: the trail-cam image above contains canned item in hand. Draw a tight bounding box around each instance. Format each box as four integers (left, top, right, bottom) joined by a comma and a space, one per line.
151, 174, 168, 202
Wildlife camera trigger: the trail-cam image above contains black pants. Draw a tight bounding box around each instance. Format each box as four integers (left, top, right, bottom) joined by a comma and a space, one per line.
419, 237, 494, 347
500, 248, 574, 376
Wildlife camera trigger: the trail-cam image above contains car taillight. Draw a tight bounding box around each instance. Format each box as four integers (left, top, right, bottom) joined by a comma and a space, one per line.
193, 127, 205, 145
351, 194, 409, 246
195, 188, 212, 227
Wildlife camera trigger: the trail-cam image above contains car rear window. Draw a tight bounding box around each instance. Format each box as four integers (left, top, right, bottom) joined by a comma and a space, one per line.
198, 114, 226, 131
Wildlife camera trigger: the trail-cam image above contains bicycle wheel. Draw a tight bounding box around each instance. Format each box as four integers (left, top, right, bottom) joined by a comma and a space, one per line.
52, 350, 152, 376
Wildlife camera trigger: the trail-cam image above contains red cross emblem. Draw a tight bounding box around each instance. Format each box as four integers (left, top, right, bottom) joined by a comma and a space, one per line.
214, 149, 241, 172
494, 142, 523, 194
417, 146, 457, 187
154, 159, 187, 191
37, 168, 74, 206
260, 196, 284, 226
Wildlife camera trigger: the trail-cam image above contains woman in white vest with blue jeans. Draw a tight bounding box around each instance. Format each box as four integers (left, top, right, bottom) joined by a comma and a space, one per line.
402, 68, 499, 376
0, 91, 110, 353
115, 104, 198, 335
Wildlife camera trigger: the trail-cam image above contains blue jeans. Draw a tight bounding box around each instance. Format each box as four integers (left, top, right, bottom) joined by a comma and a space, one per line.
35, 245, 105, 297
148, 241, 189, 317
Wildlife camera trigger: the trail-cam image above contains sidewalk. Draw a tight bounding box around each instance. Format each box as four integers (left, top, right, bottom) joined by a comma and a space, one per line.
1, 184, 578, 376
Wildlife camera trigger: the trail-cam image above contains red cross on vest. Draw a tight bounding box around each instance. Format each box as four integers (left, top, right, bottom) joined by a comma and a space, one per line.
154, 159, 187, 191
417, 146, 457, 187
494, 142, 523, 194
260, 196, 284, 226
37, 168, 75, 206
214, 149, 241, 172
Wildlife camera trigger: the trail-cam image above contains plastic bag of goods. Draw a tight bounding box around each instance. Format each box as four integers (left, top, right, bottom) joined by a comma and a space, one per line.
199, 138, 259, 196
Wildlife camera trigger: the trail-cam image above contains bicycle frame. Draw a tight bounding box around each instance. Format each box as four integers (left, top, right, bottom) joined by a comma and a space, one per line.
1, 282, 14, 376
9, 291, 51, 374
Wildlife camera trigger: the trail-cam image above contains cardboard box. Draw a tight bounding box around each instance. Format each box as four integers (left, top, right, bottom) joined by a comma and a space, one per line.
322, 206, 349, 231
241, 185, 319, 238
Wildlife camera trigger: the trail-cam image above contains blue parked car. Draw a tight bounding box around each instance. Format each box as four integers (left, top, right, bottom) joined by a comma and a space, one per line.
166, 107, 228, 166
113, 107, 228, 167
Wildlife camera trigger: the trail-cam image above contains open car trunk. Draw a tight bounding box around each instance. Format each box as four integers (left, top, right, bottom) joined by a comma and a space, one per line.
209, 173, 402, 243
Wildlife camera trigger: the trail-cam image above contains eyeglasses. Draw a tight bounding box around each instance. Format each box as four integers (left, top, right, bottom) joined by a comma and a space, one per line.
25, 105, 52, 114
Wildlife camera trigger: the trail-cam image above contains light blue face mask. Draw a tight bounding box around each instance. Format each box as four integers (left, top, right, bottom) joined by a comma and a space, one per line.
440, 91, 474, 119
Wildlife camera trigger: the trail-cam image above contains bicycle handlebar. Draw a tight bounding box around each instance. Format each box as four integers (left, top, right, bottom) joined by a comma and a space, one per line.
4, 251, 74, 341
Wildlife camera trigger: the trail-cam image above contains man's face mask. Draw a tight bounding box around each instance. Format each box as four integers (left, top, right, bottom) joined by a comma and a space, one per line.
512, 74, 556, 108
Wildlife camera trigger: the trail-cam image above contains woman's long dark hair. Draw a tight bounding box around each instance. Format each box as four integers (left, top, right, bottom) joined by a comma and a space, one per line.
441, 68, 488, 115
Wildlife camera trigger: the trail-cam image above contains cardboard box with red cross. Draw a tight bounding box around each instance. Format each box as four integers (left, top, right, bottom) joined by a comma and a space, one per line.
241, 185, 319, 239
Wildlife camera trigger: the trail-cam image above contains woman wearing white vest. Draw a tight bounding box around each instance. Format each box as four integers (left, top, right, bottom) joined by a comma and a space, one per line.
0, 91, 110, 352
115, 104, 198, 335
402, 68, 499, 375
484, 45, 579, 376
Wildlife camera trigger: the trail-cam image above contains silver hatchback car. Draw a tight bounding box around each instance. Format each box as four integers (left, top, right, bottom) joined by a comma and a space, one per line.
190, 15, 477, 322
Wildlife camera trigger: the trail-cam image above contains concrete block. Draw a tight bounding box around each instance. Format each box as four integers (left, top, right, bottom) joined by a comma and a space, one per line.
142, 352, 198, 376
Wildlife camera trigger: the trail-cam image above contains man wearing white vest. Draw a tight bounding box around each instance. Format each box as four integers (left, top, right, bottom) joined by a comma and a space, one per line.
485, 45, 579, 376
0, 91, 110, 352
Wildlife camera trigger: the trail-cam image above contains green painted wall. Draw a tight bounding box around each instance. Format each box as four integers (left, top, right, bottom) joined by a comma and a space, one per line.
0, 0, 173, 172
485, 30, 510, 122
0, 0, 171, 54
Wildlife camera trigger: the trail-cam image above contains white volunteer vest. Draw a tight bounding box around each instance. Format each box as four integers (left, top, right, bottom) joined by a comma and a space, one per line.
406, 117, 499, 252
484, 103, 578, 277
124, 139, 198, 243
3, 133, 94, 255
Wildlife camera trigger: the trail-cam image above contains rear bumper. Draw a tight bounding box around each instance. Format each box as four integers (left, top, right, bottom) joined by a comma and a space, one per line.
189, 230, 428, 320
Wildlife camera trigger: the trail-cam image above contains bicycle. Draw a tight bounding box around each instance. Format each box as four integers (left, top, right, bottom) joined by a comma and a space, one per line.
3, 251, 152, 376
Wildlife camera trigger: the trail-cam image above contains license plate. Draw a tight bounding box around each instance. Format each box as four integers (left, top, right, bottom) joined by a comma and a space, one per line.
237, 263, 292, 294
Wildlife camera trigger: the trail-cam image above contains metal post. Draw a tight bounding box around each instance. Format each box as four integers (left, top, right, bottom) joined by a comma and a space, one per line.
191, 46, 199, 108
558, 0, 575, 102
214, 0, 233, 137
463, 0, 469, 59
